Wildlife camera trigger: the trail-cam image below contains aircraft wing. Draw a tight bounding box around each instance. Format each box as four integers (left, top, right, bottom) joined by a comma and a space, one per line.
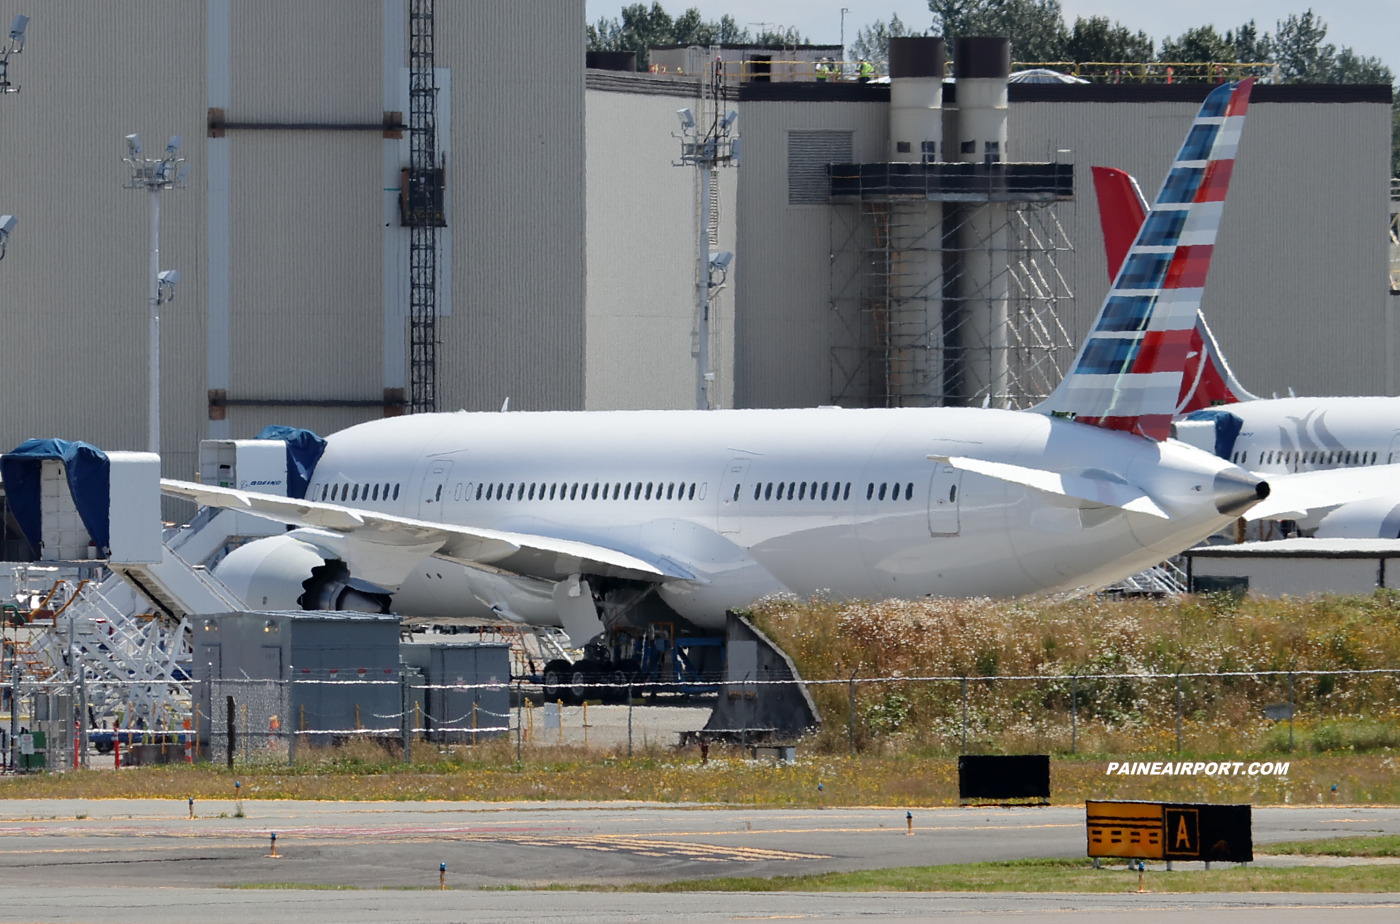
1244, 464, 1400, 521
160, 479, 686, 587
928, 455, 1170, 518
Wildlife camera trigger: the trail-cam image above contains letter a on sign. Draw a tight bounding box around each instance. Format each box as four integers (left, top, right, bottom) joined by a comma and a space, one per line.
1164, 808, 1199, 858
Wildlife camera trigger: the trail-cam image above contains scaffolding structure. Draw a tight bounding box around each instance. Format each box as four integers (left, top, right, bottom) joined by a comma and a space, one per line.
829, 193, 1075, 409
405, 0, 443, 414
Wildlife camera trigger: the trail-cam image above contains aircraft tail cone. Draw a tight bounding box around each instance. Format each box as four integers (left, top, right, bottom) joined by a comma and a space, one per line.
1214, 470, 1269, 516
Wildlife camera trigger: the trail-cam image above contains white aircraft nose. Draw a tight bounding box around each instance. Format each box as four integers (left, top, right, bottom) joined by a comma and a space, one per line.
1214, 469, 1270, 516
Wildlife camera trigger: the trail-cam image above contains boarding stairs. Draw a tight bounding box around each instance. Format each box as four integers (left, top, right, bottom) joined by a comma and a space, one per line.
1105, 557, 1189, 596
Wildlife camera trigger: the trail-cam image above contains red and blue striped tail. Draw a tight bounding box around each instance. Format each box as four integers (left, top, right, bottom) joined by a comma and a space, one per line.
1042, 78, 1253, 440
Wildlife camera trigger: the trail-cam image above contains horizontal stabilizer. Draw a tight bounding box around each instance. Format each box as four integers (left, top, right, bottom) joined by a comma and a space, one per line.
928, 455, 1169, 518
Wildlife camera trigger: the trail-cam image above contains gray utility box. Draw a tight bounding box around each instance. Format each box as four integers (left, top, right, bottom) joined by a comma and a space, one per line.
400, 641, 511, 741
192, 611, 402, 754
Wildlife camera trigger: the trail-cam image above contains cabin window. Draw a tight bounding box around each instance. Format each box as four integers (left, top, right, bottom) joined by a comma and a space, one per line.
667, 483, 675, 500
518, 482, 526, 499
905, 482, 914, 501
568, 483, 576, 500
878, 483, 887, 501
688, 483, 696, 500
844, 482, 851, 500
635, 481, 643, 499
787, 482, 796, 500
372, 484, 380, 501
798, 483, 807, 500
506, 484, 514, 500
353, 484, 361, 501
866, 483, 874, 500
486, 484, 494, 500
733, 484, 741, 501
614, 483, 622, 498
753, 483, 761, 500
764, 482, 772, 500
624, 483, 631, 500
591, 483, 598, 499
393, 484, 399, 500
646, 483, 654, 500
820, 482, 828, 500
384, 483, 391, 498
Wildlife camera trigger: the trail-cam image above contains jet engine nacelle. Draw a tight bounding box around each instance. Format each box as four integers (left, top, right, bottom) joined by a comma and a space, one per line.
214, 534, 391, 613
1313, 496, 1400, 540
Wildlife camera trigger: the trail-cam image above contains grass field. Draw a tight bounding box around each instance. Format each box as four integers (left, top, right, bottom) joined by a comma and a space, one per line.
1259, 834, 1400, 857
573, 858, 1400, 893
0, 747, 1396, 806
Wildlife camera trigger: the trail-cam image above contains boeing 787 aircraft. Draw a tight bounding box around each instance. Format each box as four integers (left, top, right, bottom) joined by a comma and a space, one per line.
167, 80, 1280, 659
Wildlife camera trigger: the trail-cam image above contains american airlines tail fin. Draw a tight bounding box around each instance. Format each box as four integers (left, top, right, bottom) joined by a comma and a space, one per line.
1089, 165, 1258, 411
1041, 78, 1254, 440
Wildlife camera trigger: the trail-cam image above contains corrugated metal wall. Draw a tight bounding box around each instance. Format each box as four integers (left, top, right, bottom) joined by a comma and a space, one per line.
733, 101, 888, 408
436, 0, 586, 412
0, 1, 589, 489
0, 3, 208, 482
734, 94, 1393, 408
1014, 99, 1393, 400
584, 79, 737, 410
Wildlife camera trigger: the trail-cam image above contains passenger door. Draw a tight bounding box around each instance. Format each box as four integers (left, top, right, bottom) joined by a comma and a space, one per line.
927, 463, 962, 536
717, 458, 751, 535
418, 460, 454, 521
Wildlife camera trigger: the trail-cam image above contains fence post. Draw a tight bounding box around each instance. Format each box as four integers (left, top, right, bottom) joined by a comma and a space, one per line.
515, 678, 522, 764
226, 695, 236, 769
8, 668, 17, 773
1175, 673, 1182, 753
847, 668, 858, 757
401, 667, 411, 765
286, 681, 295, 767
960, 677, 968, 752
1288, 671, 1294, 752
627, 682, 633, 758
1070, 673, 1077, 755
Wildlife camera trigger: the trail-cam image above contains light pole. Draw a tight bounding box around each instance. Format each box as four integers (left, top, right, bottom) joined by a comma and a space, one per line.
0, 15, 27, 95
675, 101, 738, 409
123, 134, 188, 455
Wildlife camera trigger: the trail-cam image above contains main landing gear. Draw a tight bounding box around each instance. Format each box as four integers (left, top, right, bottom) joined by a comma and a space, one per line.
541, 658, 637, 705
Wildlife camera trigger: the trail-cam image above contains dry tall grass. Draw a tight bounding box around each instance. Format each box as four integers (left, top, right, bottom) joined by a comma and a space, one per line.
747, 591, 1400, 756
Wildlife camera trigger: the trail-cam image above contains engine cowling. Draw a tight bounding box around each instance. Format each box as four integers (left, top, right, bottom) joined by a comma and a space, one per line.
213, 534, 391, 613
1314, 497, 1400, 539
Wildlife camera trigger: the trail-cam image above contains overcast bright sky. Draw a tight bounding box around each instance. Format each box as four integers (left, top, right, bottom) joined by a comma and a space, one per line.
583, 2, 1398, 75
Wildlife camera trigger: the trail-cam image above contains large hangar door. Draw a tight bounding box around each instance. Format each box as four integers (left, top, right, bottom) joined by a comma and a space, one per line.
928, 464, 962, 536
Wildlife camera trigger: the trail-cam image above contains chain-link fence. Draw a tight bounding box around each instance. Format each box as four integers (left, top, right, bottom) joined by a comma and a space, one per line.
3, 666, 1398, 770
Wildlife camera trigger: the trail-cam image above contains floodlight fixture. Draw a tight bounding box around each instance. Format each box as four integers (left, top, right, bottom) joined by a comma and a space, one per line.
709, 251, 733, 271
676, 108, 694, 132
8, 15, 26, 48
1, 13, 26, 93
126, 133, 141, 156
0, 213, 14, 260
156, 269, 180, 305
176, 163, 190, 184
165, 134, 181, 156
720, 109, 738, 131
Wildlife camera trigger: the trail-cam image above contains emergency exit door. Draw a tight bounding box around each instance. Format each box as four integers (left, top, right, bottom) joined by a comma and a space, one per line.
928, 464, 962, 536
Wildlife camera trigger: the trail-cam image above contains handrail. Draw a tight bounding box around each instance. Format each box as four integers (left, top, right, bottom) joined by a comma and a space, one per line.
645, 58, 1279, 84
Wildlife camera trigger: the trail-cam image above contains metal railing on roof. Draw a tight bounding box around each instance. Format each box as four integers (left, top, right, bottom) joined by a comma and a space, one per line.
1390, 179, 1400, 294
643, 58, 1280, 84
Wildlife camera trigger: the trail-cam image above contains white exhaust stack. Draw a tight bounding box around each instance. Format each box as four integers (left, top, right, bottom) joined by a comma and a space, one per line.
954, 37, 1010, 407
886, 36, 946, 404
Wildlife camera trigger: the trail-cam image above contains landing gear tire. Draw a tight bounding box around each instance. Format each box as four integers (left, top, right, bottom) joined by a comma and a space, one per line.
568, 659, 597, 705
542, 659, 572, 703
601, 665, 632, 704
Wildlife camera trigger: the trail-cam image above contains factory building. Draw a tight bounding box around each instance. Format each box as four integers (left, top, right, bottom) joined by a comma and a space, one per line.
0, 0, 590, 487
0, 4, 1393, 505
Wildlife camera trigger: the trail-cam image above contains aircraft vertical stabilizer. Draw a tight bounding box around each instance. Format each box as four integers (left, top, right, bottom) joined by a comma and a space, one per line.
1041, 78, 1254, 439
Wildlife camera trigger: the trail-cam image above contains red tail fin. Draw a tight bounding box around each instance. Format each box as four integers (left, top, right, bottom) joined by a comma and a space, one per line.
1090, 166, 1148, 281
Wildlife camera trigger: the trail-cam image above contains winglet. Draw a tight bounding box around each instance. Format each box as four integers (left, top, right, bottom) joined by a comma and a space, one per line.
1040, 78, 1254, 440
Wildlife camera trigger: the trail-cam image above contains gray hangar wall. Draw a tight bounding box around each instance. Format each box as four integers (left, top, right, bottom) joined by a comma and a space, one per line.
584, 70, 736, 410
731, 82, 1395, 408
0, 1, 586, 483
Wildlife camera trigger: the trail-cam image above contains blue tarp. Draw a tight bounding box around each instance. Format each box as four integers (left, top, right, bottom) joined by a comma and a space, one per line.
1184, 409, 1244, 460
255, 426, 327, 499
0, 439, 111, 556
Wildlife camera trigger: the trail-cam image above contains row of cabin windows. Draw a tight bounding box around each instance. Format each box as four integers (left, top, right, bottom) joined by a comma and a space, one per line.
1228, 449, 1380, 467
474, 481, 702, 502
321, 482, 400, 503
754, 481, 852, 502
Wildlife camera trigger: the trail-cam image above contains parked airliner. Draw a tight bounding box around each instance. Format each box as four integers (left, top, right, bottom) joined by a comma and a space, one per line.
1091, 165, 1400, 537
163, 78, 1330, 662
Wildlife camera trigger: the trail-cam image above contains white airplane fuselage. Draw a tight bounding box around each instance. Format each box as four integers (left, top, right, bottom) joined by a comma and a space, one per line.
243, 407, 1260, 629
1210, 396, 1400, 474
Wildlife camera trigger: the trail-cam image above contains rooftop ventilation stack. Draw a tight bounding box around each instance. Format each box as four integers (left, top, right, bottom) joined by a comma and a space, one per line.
953, 37, 1010, 407
885, 36, 946, 405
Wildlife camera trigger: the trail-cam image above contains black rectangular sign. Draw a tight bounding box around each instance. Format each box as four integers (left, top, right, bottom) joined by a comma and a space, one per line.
958, 754, 1050, 802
